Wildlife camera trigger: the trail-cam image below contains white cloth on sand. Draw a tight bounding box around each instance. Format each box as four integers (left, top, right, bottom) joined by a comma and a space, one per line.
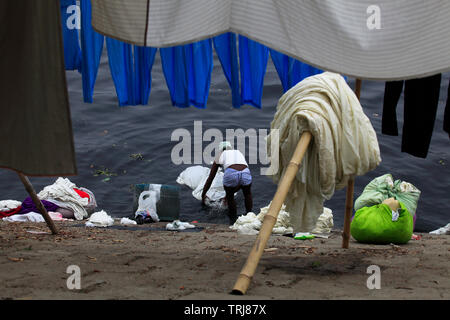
230, 202, 333, 236
267, 72, 381, 233
85, 210, 114, 227
0, 200, 22, 212
120, 217, 137, 225
3, 211, 67, 223
166, 220, 196, 231
430, 223, 450, 235
37, 177, 89, 220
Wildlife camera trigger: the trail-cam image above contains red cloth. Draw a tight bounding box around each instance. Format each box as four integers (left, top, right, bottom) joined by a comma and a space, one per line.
73, 188, 90, 200
0, 206, 22, 218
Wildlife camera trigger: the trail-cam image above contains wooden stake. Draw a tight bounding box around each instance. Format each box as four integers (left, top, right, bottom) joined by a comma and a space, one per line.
341, 78, 361, 248
232, 131, 312, 295
17, 172, 58, 235
342, 178, 354, 249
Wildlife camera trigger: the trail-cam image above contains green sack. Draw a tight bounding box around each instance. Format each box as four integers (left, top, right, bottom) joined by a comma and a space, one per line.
354, 174, 421, 217
351, 201, 413, 244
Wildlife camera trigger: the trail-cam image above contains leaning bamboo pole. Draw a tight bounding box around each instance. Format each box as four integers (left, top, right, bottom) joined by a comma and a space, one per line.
17, 172, 58, 235
232, 131, 312, 295
341, 79, 361, 249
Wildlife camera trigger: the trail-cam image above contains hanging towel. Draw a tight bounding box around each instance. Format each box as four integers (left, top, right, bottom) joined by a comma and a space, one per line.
270, 50, 322, 92
267, 72, 381, 233
239, 36, 268, 109
213, 33, 241, 108
60, 0, 82, 71
382, 74, 442, 158
80, 0, 104, 103
160, 39, 213, 108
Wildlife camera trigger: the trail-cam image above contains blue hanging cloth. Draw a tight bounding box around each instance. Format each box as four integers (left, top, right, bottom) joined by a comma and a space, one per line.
60, 0, 81, 71
160, 39, 213, 108
213, 33, 241, 108
134, 46, 157, 106
270, 49, 323, 92
239, 36, 269, 109
106, 38, 157, 106
106, 38, 133, 106
80, 0, 104, 103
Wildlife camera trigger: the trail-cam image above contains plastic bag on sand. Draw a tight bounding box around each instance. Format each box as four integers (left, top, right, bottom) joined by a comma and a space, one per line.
354, 174, 421, 217
135, 190, 159, 222
86, 210, 114, 227
351, 201, 413, 244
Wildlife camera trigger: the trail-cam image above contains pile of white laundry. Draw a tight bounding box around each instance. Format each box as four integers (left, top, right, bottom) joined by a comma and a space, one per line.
38, 177, 95, 220
85, 210, 114, 227
230, 202, 334, 236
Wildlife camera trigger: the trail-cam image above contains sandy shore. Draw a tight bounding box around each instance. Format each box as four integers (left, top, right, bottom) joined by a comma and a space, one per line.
0, 219, 448, 300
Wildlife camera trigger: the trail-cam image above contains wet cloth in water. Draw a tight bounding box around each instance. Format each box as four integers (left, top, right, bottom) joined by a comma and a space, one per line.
223, 168, 252, 188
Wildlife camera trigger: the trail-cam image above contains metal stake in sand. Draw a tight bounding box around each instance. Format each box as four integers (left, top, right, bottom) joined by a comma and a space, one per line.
17, 172, 58, 235
341, 78, 361, 249
232, 131, 312, 295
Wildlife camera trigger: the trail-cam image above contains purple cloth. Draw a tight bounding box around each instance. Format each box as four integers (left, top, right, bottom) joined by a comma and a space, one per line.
19, 196, 60, 215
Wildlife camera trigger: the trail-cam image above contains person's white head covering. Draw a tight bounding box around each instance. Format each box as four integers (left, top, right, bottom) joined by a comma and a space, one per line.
219, 141, 232, 151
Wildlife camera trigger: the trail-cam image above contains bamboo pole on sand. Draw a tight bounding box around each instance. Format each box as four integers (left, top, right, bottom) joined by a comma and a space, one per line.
17, 172, 58, 235
232, 131, 312, 295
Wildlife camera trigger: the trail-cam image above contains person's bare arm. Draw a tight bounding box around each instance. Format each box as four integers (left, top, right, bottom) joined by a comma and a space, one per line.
201, 162, 219, 204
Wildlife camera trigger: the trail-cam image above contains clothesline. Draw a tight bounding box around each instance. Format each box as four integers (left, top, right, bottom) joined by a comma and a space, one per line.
61, 0, 449, 160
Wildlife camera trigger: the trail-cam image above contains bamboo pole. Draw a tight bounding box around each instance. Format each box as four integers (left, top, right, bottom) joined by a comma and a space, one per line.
232, 131, 312, 295
17, 172, 58, 235
341, 78, 362, 248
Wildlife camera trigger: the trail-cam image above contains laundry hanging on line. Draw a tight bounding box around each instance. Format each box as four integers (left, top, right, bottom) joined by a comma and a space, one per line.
60, 0, 82, 71
270, 49, 323, 92
67, 1, 328, 108
382, 74, 443, 158
80, 0, 104, 103
106, 38, 157, 106
160, 39, 213, 109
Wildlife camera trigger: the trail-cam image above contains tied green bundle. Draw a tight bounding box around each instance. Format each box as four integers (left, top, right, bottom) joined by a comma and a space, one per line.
354, 174, 421, 217
351, 201, 413, 244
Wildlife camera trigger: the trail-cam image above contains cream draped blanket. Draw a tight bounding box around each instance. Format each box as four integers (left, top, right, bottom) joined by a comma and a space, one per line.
267, 72, 381, 233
